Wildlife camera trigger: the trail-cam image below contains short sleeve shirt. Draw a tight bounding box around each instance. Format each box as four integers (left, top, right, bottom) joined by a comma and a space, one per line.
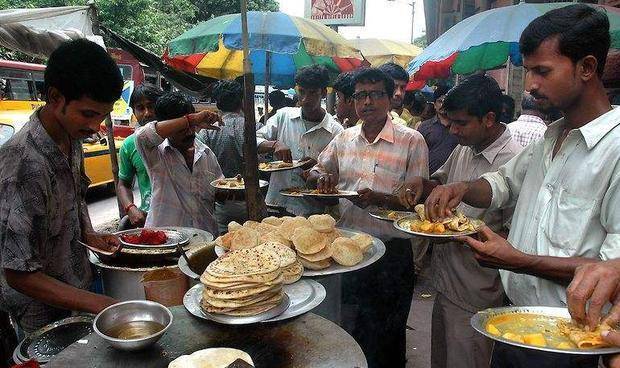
118, 133, 151, 211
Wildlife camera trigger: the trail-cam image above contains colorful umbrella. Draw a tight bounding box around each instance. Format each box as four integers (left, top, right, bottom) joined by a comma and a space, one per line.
349, 38, 422, 68
164, 11, 364, 88
407, 1, 620, 82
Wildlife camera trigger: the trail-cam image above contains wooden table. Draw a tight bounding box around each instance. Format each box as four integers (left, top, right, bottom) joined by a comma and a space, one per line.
46, 308, 367, 368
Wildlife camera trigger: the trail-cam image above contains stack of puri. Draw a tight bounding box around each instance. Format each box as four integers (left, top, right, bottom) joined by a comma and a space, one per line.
200, 247, 284, 316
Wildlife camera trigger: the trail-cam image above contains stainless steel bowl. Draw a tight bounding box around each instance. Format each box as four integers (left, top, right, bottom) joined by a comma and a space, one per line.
93, 300, 173, 351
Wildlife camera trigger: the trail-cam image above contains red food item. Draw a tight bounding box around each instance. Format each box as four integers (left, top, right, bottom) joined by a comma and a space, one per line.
12, 360, 41, 368
121, 229, 168, 245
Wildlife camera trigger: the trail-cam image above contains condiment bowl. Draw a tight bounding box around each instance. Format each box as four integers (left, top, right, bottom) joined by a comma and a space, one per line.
93, 300, 173, 351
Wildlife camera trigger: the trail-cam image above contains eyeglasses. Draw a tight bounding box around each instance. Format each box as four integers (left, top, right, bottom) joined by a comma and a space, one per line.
352, 90, 388, 101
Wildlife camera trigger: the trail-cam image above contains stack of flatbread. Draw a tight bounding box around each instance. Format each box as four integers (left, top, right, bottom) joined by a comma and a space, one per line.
168, 348, 254, 368
214, 214, 374, 271
200, 247, 284, 316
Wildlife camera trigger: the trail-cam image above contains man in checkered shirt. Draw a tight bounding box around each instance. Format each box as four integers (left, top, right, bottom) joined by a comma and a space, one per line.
508, 92, 548, 147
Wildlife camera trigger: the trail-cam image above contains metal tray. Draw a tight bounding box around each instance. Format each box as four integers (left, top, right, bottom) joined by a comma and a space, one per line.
213, 229, 386, 277
116, 228, 190, 250
210, 178, 269, 191
368, 209, 414, 222
301, 190, 359, 198
259, 160, 307, 172
470, 306, 620, 355
394, 215, 483, 239
184, 284, 290, 325
13, 315, 94, 364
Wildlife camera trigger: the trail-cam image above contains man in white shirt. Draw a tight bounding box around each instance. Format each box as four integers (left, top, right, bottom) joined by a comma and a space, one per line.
508, 92, 548, 147
423, 5, 618, 367
136, 92, 223, 236
257, 65, 343, 216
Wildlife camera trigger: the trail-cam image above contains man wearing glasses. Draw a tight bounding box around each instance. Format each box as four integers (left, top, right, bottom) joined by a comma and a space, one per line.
307, 67, 429, 368
257, 65, 343, 216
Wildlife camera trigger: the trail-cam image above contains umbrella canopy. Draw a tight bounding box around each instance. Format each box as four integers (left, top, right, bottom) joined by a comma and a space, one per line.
164, 11, 364, 88
407, 1, 620, 81
349, 38, 422, 68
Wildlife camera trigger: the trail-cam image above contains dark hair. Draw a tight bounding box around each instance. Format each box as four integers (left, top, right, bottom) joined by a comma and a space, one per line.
155, 92, 195, 121
353, 68, 395, 99
433, 83, 450, 101
519, 4, 610, 76
333, 72, 356, 100
442, 74, 502, 121
500, 94, 515, 123
377, 62, 409, 83
521, 93, 538, 111
212, 80, 243, 112
405, 91, 427, 114
288, 95, 299, 107
129, 84, 163, 108
294, 65, 330, 89
268, 90, 287, 108
44, 39, 123, 103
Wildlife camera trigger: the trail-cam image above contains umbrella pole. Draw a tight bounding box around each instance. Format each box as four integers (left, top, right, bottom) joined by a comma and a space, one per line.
241, 0, 266, 221
264, 51, 270, 123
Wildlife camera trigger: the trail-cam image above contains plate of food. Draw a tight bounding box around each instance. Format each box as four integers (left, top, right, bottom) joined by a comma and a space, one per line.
116, 228, 190, 250
279, 187, 308, 197
368, 208, 415, 222
471, 306, 620, 355
211, 176, 269, 191
302, 188, 359, 198
259, 160, 308, 172
394, 204, 484, 238
213, 215, 386, 277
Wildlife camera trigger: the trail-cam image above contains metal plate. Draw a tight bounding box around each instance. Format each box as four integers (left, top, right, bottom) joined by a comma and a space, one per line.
302, 190, 359, 198
14, 316, 94, 364
259, 160, 307, 172
470, 306, 620, 355
116, 228, 190, 250
368, 209, 414, 222
211, 178, 269, 191
184, 284, 290, 325
394, 215, 484, 238
279, 188, 306, 197
213, 229, 386, 277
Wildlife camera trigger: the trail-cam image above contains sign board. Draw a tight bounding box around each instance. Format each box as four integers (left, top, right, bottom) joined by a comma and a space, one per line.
111, 80, 134, 121
304, 0, 366, 26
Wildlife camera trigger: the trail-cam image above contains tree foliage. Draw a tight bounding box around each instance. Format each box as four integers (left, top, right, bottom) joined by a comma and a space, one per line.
191, 0, 279, 21
414, 34, 427, 48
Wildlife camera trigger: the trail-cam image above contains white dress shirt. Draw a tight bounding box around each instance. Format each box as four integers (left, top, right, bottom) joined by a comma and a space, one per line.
482, 107, 620, 307
508, 114, 547, 147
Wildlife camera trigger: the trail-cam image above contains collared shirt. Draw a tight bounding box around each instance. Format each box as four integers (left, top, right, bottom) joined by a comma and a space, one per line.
197, 112, 245, 178
0, 110, 92, 332
313, 116, 429, 241
508, 114, 547, 147
418, 116, 459, 175
136, 122, 223, 235
482, 107, 620, 307
257, 107, 343, 216
431, 127, 523, 313
392, 107, 419, 129
118, 133, 151, 211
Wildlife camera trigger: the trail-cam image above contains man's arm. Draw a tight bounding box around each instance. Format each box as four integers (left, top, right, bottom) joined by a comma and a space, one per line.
5, 270, 117, 314
256, 113, 292, 161
117, 179, 146, 226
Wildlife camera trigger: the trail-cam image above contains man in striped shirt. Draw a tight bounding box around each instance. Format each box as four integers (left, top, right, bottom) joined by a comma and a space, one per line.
308, 68, 429, 368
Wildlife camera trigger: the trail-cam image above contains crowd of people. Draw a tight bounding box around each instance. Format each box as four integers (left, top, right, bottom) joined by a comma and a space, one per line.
1, 3, 620, 368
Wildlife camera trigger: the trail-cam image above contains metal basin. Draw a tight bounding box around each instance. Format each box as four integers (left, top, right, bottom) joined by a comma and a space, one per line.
177, 241, 217, 284
93, 300, 173, 351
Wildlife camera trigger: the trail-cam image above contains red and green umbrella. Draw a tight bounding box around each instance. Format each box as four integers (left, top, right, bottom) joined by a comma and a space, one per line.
406, 1, 620, 82
163, 11, 364, 88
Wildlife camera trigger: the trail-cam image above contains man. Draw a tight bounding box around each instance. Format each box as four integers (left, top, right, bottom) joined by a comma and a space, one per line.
259, 90, 287, 124
378, 62, 415, 127
197, 80, 248, 234
418, 84, 458, 175
117, 84, 163, 230
0, 39, 122, 333
307, 67, 429, 368
424, 5, 618, 367
332, 71, 358, 128
136, 92, 223, 235
257, 65, 343, 216
403, 90, 426, 129
508, 92, 548, 147
398, 75, 523, 368
499, 94, 516, 124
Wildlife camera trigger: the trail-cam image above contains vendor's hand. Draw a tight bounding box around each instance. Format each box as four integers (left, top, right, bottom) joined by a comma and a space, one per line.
317, 173, 337, 193
397, 177, 424, 209
84, 232, 122, 254
425, 182, 469, 221
604, 354, 620, 368
567, 260, 620, 330
273, 142, 292, 162
299, 157, 317, 170
127, 206, 146, 227
602, 304, 620, 367
456, 226, 530, 270
188, 110, 222, 131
